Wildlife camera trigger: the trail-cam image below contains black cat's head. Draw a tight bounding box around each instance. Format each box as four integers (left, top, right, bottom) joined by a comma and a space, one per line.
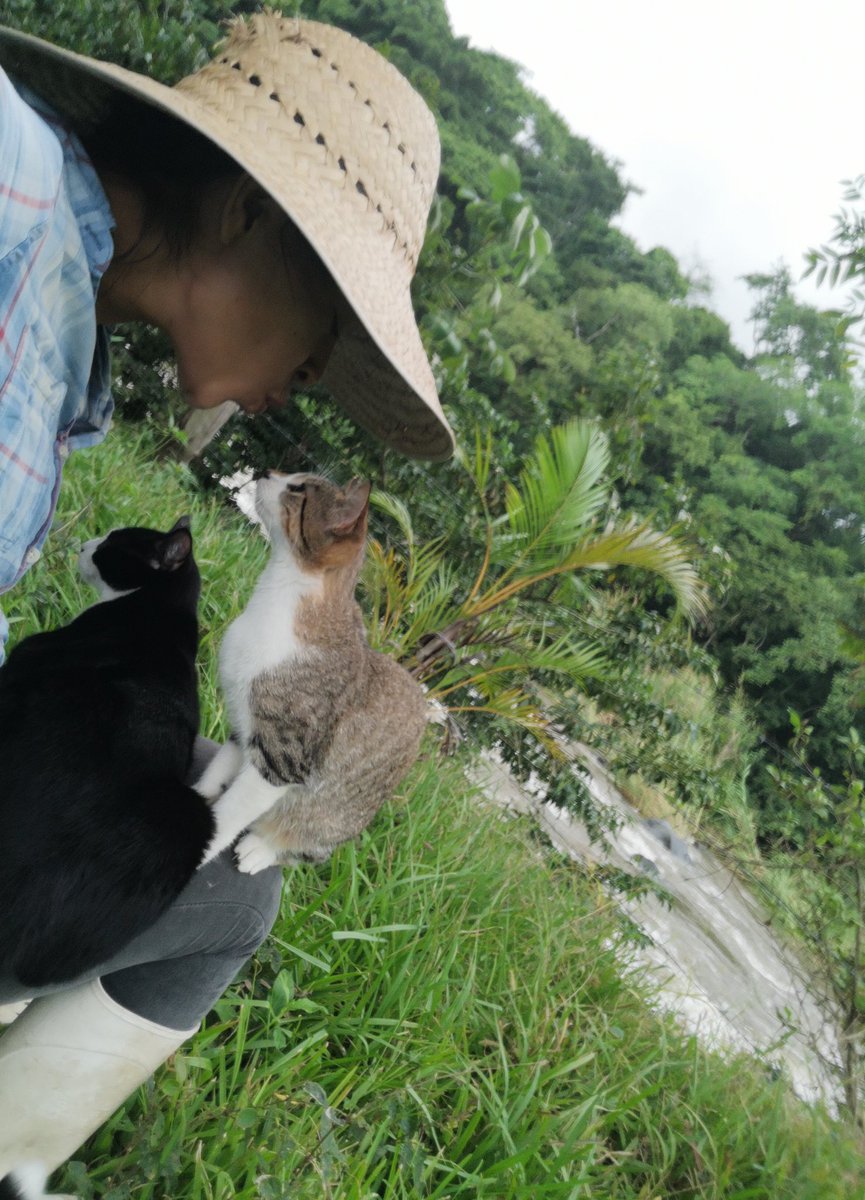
78, 517, 196, 600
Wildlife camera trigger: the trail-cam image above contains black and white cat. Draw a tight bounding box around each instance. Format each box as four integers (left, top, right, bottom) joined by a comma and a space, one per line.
0, 519, 272, 989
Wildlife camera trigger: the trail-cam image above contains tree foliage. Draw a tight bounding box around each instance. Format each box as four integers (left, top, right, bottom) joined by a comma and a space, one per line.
805, 175, 865, 332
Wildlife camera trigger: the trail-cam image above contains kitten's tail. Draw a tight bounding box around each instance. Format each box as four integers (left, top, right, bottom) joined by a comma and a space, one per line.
0, 1166, 48, 1200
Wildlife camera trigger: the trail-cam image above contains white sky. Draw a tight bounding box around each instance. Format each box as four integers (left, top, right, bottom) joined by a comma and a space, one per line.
445, 0, 863, 353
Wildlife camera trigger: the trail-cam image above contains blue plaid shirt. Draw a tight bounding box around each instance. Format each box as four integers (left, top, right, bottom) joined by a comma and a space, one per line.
0, 70, 114, 661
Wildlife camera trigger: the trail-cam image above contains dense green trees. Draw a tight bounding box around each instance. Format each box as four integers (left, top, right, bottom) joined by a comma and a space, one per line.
624, 269, 865, 831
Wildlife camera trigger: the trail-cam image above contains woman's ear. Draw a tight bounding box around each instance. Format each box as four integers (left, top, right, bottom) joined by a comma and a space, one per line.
219, 175, 276, 245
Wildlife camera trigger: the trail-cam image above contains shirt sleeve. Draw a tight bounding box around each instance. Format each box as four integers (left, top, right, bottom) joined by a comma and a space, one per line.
0, 70, 113, 618
0, 70, 67, 601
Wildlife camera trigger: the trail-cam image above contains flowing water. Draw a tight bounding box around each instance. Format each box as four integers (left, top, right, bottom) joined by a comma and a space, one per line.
473, 743, 842, 1109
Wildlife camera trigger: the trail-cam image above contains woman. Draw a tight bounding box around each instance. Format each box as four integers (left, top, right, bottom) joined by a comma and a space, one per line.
0, 13, 454, 1196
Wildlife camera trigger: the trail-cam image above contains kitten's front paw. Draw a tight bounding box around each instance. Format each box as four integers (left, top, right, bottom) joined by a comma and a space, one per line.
235, 832, 279, 875
195, 739, 243, 803
196, 780, 228, 806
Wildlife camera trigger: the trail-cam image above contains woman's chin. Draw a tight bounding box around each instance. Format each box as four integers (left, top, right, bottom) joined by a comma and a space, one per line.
181, 386, 244, 412
180, 382, 285, 415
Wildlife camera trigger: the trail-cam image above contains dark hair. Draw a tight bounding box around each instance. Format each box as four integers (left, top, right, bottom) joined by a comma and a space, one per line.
81, 94, 244, 262
80, 92, 339, 306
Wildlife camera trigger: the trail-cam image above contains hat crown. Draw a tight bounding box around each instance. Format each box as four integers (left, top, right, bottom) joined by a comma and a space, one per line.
175, 15, 439, 274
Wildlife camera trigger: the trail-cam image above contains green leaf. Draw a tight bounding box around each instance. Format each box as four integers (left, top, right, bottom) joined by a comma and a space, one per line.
499, 418, 611, 575
270, 969, 295, 1017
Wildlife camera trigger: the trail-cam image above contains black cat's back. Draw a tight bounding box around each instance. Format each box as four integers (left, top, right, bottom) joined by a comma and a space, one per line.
0, 521, 215, 988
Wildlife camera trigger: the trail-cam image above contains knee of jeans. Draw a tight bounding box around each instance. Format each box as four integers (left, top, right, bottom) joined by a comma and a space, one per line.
219, 867, 284, 958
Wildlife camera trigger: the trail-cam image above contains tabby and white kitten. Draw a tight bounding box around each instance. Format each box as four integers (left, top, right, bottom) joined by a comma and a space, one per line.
196, 472, 427, 873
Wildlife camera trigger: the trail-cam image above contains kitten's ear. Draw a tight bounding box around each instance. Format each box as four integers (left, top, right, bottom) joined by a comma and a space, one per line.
159, 527, 193, 571
330, 479, 371, 538
170, 515, 192, 532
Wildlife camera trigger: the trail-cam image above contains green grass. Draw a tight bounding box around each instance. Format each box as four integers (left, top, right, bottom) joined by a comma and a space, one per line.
8, 424, 865, 1198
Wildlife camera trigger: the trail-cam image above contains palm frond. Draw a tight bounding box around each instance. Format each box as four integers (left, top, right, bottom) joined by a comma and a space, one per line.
405, 536, 450, 595
364, 538, 459, 653
495, 419, 611, 578
370, 490, 415, 547
469, 518, 706, 623
455, 425, 495, 501
363, 420, 707, 753
432, 633, 608, 699
396, 566, 463, 653
560, 520, 709, 621
446, 687, 558, 750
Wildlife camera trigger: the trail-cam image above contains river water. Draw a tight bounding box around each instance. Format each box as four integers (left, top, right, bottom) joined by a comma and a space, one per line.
473, 743, 842, 1110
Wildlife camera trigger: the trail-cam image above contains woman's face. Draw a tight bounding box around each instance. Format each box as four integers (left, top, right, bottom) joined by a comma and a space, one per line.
166, 191, 339, 416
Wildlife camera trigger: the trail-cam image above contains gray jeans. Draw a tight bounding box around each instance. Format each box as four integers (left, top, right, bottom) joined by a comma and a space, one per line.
0, 740, 283, 1029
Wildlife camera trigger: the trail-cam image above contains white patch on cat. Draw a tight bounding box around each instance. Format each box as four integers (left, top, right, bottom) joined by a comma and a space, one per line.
218, 521, 321, 746
200, 763, 288, 864
192, 477, 324, 869
6, 1163, 49, 1199
254, 471, 298, 540
77, 535, 106, 585
78, 535, 135, 600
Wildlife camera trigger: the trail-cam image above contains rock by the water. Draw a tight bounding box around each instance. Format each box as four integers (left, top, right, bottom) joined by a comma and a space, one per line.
644, 818, 693, 864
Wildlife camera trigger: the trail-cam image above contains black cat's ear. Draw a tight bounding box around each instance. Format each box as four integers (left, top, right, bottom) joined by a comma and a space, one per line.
330, 479, 371, 538
159, 527, 193, 571
170, 515, 192, 532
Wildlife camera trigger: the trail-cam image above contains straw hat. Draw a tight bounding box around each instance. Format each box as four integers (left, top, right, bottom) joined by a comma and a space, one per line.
0, 13, 455, 461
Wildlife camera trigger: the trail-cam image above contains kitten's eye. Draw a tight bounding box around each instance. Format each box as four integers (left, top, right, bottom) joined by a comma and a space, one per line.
284, 482, 306, 494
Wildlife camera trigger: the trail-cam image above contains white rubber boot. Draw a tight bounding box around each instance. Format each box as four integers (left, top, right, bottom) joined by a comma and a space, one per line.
0, 999, 31, 1025
0, 979, 196, 1198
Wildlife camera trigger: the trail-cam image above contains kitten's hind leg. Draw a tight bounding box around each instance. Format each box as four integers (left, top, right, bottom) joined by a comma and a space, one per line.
195, 737, 243, 801
200, 764, 286, 866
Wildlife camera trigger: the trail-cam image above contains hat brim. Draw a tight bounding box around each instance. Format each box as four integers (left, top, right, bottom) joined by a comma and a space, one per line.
0, 24, 455, 461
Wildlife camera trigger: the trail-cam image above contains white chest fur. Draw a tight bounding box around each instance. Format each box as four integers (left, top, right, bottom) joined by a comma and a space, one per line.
219, 553, 321, 742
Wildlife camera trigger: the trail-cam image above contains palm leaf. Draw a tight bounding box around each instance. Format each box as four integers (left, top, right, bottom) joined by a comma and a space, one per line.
364, 420, 707, 752
470, 517, 706, 624
432, 633, 608, 699
559, 519, 709, 621
365, 490, 454, 648
496, 419, 611, 578
395, 565, 462, 653
364, 539, 457, 652
446, 686, 558, 749
370, 490, 415, 547
454, 425, 495, 501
